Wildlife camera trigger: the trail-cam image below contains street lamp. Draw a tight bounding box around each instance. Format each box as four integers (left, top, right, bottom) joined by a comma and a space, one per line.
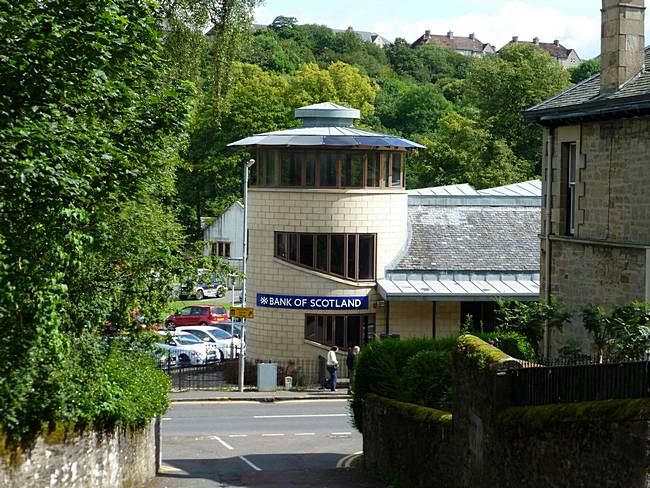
239, 159, 255, 392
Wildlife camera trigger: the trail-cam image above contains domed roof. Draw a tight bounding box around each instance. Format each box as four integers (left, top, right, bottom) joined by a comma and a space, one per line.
228, 102, 425, 150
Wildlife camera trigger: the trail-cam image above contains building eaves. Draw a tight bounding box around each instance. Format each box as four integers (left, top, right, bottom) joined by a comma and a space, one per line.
524, 46, 650, 125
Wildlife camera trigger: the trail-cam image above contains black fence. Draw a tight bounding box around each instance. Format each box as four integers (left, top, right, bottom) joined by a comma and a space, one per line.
507, 358, 650, 406
160, 357, 349, 391
163, 361, 227, 390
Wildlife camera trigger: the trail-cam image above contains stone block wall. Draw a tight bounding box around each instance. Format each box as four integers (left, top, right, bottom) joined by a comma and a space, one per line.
362, 335, 650, 488
246, 188, 407, 360
0, 420, 158, 488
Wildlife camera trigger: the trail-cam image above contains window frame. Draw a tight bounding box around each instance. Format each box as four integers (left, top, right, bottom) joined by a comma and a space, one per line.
274, 231, 377, 282
562, 141, 577, 236
254, 149, 406, 190
304, 313, 376, 349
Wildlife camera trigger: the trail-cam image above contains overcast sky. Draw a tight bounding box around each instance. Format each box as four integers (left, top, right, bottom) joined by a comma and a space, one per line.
255, 0, 650, 60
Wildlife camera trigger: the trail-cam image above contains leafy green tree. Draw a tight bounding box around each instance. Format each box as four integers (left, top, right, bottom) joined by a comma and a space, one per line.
569, 57, 600, 84
582, 302, 650, 361
0, 0, 193, 437
269, 15, 298, 34
379, 83, 451, 135
385, 38, 430, 82
464, 43, 570, 174
494, 297, 571, 353
407, 112, 528, 190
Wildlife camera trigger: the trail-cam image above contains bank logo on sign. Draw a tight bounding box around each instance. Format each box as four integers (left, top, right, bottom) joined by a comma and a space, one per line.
256, 293, 368, 310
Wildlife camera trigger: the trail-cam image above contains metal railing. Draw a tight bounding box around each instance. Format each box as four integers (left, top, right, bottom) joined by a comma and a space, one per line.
507, 357, 650, 406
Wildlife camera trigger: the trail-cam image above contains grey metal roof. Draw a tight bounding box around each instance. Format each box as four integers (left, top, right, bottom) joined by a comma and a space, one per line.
525, 47, 650, 124
377, 272, 539, 302
228, 103, 425, 149
408, 180, 541, 207
391, 205, 540, 273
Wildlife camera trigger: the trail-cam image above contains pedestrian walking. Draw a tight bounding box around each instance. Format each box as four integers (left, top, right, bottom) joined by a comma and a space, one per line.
346, 346, 360, 393
324, 346, 339, 391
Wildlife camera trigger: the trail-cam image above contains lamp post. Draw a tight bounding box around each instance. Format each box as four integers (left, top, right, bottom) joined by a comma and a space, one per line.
239, 159, 255, 392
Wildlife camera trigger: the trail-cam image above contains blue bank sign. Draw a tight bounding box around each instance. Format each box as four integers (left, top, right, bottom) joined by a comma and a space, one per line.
257, 293, 368, 311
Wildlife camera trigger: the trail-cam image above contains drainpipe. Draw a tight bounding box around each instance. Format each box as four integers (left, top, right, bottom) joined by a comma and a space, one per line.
543, 127, 555, 357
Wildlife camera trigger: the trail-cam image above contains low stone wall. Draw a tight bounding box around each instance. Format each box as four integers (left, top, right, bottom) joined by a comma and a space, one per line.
0, 419, 159, 488
362, 335, 650, 488
362, 394, 454, 488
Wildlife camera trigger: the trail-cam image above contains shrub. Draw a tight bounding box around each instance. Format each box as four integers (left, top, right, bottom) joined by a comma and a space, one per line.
401, 350, 453, 410
475, 332, 536, 361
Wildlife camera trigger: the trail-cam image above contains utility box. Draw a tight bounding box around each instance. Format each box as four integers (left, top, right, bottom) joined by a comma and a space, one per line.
284, 376, 293, 390
257, 363, 277, 392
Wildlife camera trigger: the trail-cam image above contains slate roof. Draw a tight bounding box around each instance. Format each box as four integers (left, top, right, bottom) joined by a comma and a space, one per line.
504, 39, 576, 60
525, 47, 650, 125
391, 206, 540, 273
412, 32, 493, 53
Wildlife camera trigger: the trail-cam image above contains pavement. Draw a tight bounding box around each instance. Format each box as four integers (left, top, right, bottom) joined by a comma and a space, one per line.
169, 387, 351, 402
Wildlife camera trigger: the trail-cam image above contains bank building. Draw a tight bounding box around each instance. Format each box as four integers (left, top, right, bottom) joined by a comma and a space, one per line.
229, 103, 540, 363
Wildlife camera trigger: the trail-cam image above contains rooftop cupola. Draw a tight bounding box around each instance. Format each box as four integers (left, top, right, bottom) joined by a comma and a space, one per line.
294, 102, 360, 128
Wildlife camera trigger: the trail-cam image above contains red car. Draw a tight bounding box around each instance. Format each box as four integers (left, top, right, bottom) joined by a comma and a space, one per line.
165, 305, 229, 328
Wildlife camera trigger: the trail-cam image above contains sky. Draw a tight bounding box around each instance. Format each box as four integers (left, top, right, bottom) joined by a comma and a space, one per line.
255, 0, 650, 60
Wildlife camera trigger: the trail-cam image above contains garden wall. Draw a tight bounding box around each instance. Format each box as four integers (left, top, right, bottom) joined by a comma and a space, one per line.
0, 418, 160, 488
362, 335, 650, 488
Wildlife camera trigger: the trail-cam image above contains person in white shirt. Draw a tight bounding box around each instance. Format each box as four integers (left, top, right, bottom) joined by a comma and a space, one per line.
324, 346, 339, 391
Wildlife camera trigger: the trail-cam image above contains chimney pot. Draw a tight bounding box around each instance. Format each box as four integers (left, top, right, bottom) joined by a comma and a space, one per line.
600, 0, 645, 94
469, 33, 475, 40
447, 31, 453, 38
533, 37, 539, 44
553, 39, 559, 46
512, 36, 519, 42
425, 29, 431, 37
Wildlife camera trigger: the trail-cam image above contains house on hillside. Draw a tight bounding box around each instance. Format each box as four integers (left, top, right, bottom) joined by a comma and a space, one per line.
504, 36, 581, 68
524, 0, 649, 354
411, 30, 495, 57
333, 26, 391, 47
202, 201, 244, 277
378, 181, 541, 337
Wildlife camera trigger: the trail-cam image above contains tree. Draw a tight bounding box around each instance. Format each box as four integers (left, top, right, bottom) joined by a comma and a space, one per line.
569, 58, 600, 84
269, 15, 298, 34
0, 0, 193, 437
464, 44, 570, 175
407, 112, 528, 189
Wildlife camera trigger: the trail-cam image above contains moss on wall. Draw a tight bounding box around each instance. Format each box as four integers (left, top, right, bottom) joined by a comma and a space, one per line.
366, 393, 452, 424
456, 334, 511, 369
499, 398, 650, 431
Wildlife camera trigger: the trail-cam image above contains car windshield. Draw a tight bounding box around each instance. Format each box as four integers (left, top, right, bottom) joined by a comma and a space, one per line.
174, 334, 203, 346
206, 328, 231, 340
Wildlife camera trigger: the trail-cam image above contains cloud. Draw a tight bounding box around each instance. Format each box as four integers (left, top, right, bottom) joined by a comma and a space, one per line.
375, 1, 602, 59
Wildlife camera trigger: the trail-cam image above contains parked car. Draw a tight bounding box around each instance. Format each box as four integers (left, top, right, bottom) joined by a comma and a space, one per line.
178, 269, 227, 300
155, 330, 218, 366
213, 320, 243, 339
176, 326, 243, 359
165, 305, 229, 328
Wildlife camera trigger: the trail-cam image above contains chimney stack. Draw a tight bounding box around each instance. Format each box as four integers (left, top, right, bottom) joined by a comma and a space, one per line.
553, 39, 560, 46
601, 0, 646, 94
425, 29, 431, 38
512, 36, 519, 43
533, 36, 540, 44
469, 33, 475, 40
447, 31, 453, 39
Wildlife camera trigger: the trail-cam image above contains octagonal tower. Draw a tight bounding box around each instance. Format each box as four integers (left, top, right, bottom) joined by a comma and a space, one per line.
229, 102, 424, 363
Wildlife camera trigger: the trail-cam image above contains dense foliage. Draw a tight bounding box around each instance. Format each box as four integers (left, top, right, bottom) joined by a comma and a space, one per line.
0, 0, 253, 439
582, 301, 650, 361
350, 333, 534, 432
174, 18, 579, 238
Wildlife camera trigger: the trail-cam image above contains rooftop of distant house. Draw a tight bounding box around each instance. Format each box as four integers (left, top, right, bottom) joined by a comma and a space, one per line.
504, 36, 579, 61
411, 30, 494, 53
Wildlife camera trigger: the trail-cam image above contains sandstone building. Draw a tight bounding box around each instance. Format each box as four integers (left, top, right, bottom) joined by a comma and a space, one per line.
229, 104, 540, 361
524, 0, 649, 354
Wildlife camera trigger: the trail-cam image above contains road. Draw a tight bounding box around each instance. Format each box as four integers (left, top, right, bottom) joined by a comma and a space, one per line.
153, 399, 385, 488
